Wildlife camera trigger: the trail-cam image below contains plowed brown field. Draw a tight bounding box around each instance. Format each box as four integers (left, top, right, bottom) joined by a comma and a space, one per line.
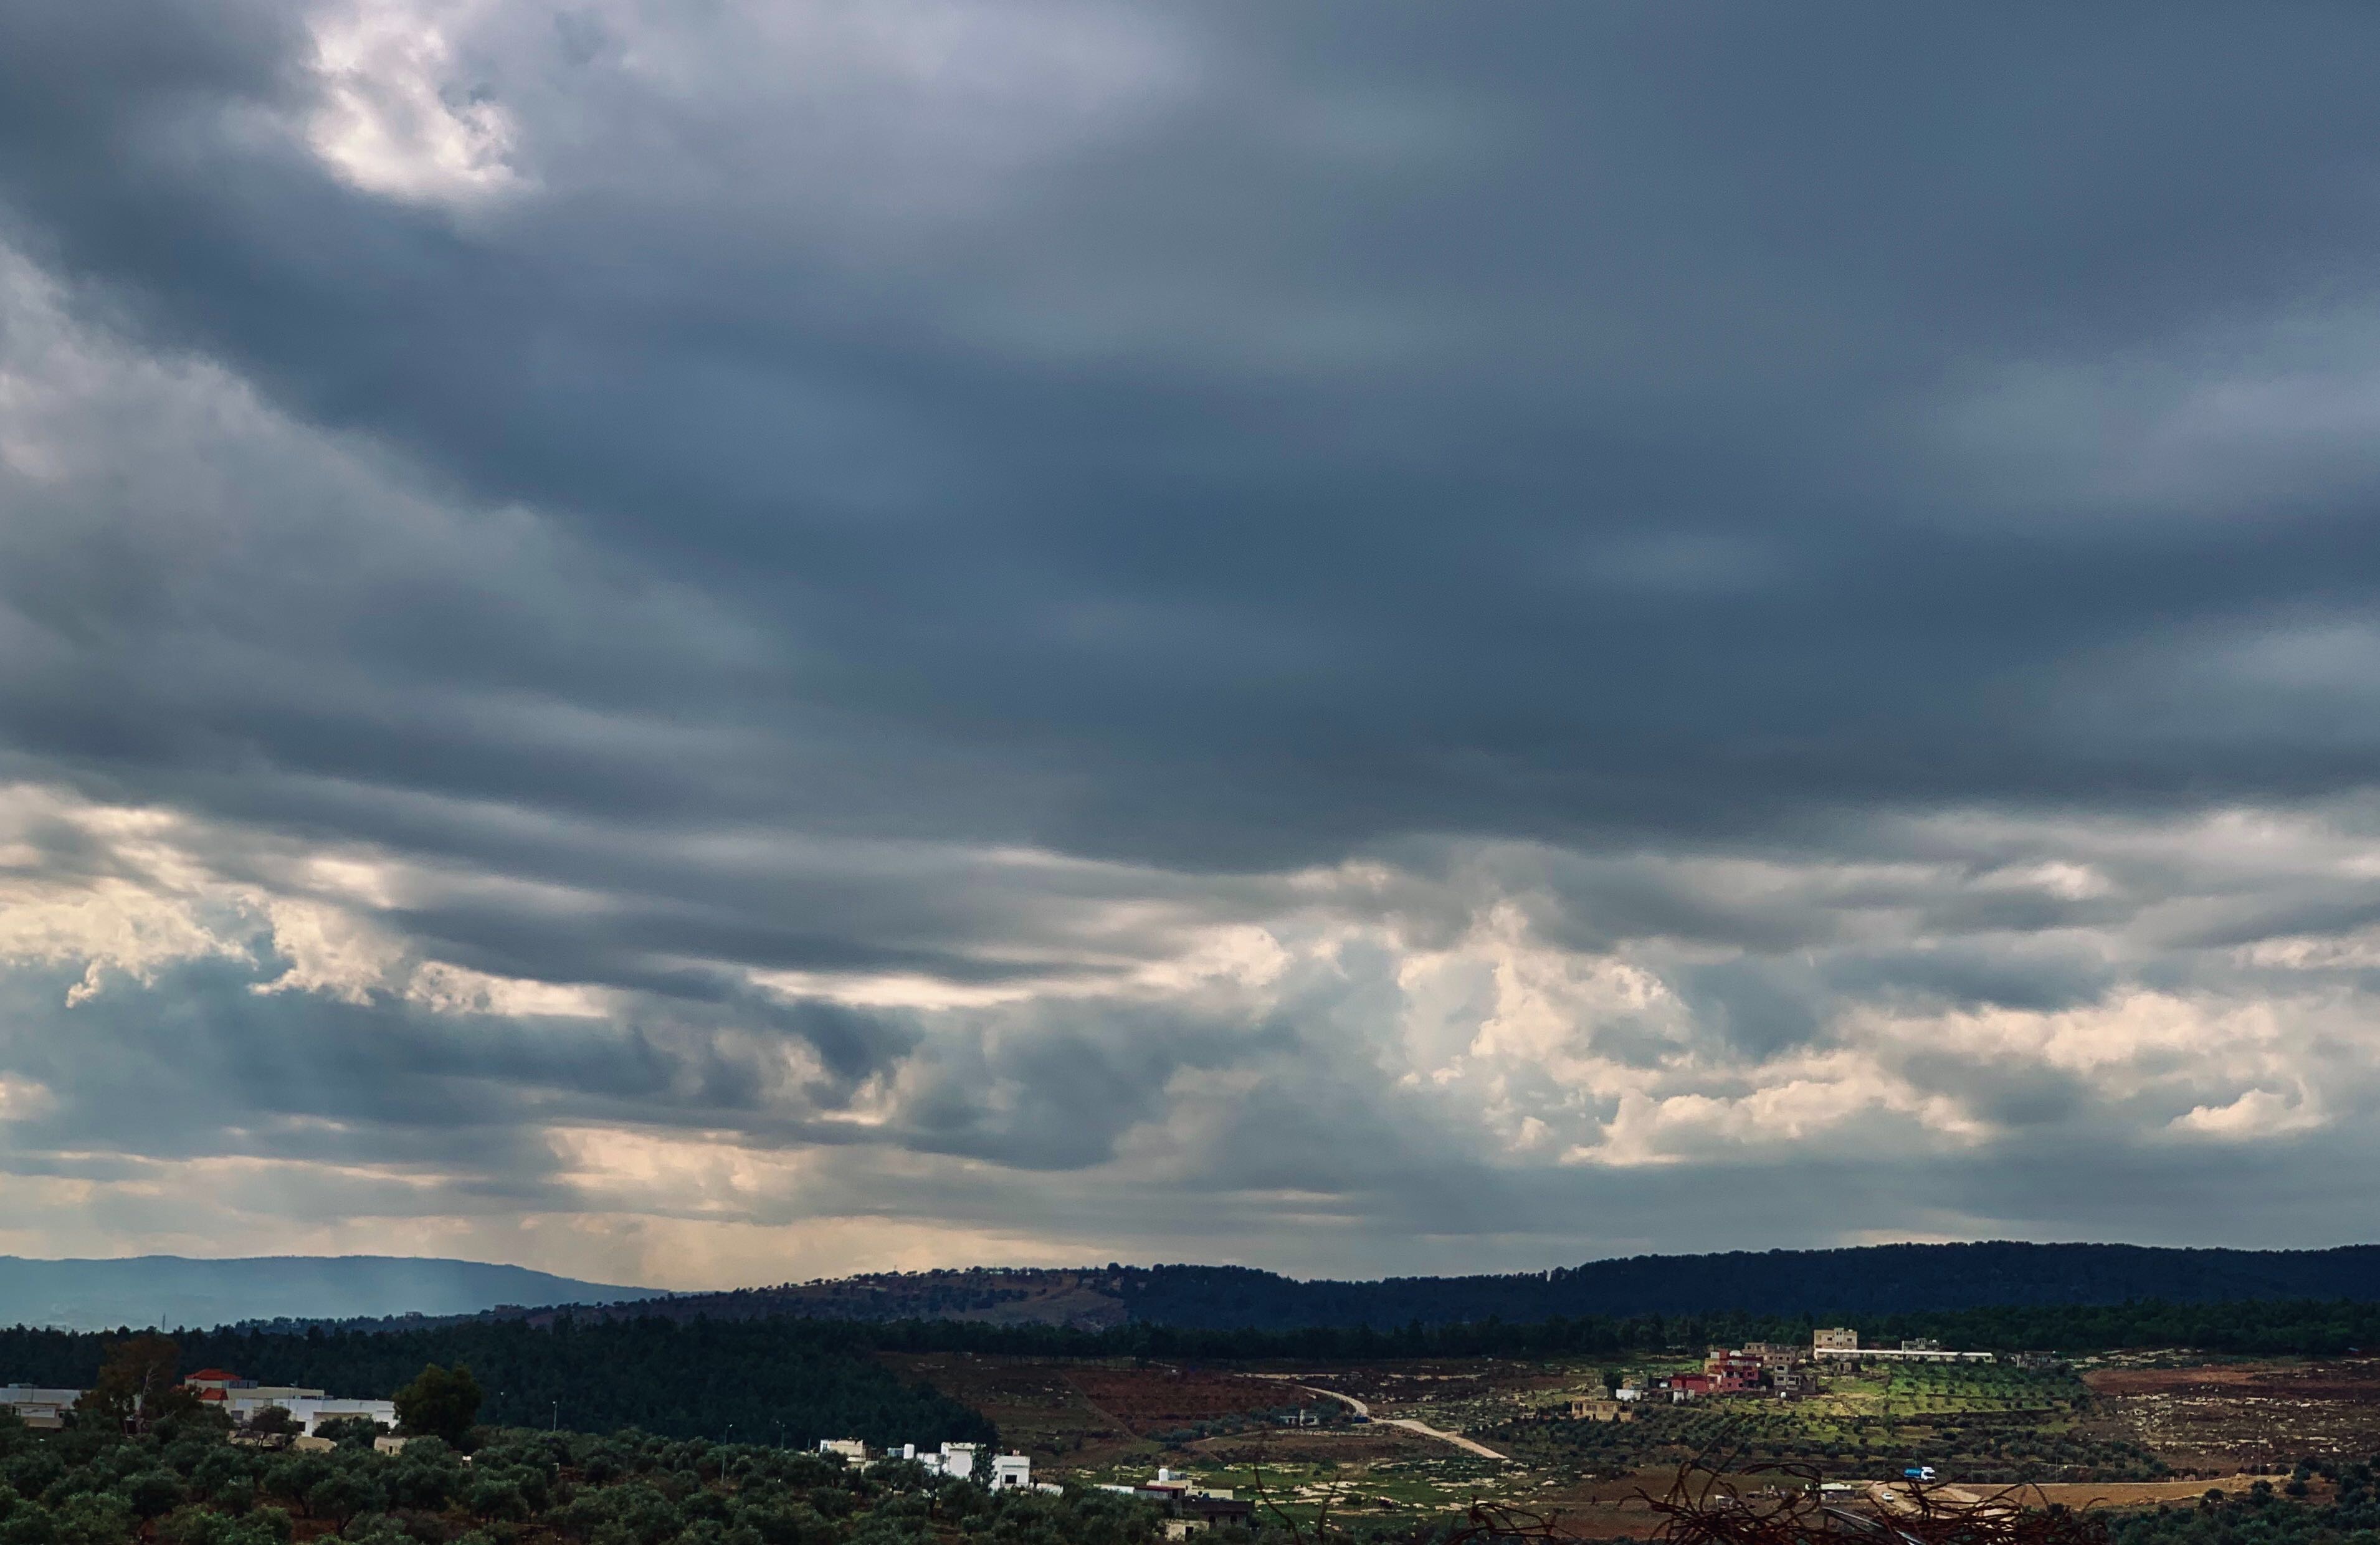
2080, 1358, 2380, 1471
880, 1353, 1353, 1467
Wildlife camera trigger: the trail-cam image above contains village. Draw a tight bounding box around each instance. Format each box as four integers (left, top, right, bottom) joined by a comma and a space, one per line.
812, 1440, 1256, 1538
0, 1366, 398, 1441
865, 1322, 2130, 1533
1561, 1326, 2028, 1421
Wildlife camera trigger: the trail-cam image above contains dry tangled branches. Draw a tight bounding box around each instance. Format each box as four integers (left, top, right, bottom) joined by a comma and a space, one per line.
1635, 1444, 2110, 1545
1445, 1440, 2111, 1545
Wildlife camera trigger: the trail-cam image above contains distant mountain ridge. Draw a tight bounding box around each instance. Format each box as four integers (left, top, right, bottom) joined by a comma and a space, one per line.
20, 1242, 2380, 1338
1113, 1243, 2380, 1327
505, 1242, 2380, 1333
0, 1254, 668, 1332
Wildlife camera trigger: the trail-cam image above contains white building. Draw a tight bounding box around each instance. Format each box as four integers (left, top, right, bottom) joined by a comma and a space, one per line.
226, 1384, 323, 1406
0, 1386, 82, 1430
826, 1440, 981, 1479
188, 1373, 396, 1437
219, 1386, 320, 1425
1811, 1328, 1988, 1363
230, 1394, 397, 1433
991, 1455, 1032, 1490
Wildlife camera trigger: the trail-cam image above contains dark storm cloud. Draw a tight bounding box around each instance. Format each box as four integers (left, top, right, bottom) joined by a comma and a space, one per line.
7, 0, 2380, 1276
6, 3, 2380, 867
0, 957, 768, 1166
1819, 946, 2114, 1015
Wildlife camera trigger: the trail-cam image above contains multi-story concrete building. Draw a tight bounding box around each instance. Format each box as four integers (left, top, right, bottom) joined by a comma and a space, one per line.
1703, 1350, 1766, 1392
1740, 1343, 1807, 1368
1813, 1344, 1992, 1364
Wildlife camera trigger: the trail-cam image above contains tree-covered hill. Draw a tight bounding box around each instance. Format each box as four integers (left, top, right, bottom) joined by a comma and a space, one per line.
512, 1244, 2380, 1334
1115, 1243, 2380, 1328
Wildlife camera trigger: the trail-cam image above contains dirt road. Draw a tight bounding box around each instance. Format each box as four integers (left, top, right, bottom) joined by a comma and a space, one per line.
1255, 1376, 1509, 1461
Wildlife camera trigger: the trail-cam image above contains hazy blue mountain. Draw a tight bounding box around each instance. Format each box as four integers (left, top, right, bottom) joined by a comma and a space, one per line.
0, 1254, 667, 1331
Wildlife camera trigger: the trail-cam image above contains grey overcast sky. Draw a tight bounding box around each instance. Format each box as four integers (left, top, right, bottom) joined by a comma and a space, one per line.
2, 1, 2379, 1288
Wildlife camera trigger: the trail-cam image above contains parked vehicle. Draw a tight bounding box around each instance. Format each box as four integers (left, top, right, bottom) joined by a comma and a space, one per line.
1903, 1466, 1938, 1482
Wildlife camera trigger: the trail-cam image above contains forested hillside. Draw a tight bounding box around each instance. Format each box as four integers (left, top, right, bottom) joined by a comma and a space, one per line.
0, 1319, 991, 1449
520, 1244, 2380, 1334
1117, 1243, 2380, 1327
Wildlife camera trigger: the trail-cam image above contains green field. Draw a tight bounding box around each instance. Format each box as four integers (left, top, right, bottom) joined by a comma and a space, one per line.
1487, 1362, 2167, 1483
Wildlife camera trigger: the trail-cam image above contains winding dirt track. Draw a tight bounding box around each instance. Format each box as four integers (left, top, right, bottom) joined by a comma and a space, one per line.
1251, 1375, 1510, 1461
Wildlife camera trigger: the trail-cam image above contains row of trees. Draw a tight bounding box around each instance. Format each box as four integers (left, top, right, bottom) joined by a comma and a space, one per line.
0, 1321, 992, 1449
2109, 1457, 2380, 1545
1503, 1395, 2171, 1485
845, 1296, 2380, 1360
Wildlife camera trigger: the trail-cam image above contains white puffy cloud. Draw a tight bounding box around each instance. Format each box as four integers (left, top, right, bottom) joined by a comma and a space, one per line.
7, 754, 2380, 1285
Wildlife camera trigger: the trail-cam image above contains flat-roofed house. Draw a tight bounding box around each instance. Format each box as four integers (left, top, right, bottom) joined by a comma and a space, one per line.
0, 1386, 82, 1429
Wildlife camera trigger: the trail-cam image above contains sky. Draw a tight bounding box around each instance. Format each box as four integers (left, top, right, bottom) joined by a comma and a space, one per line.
2, 2, 2380, 1292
